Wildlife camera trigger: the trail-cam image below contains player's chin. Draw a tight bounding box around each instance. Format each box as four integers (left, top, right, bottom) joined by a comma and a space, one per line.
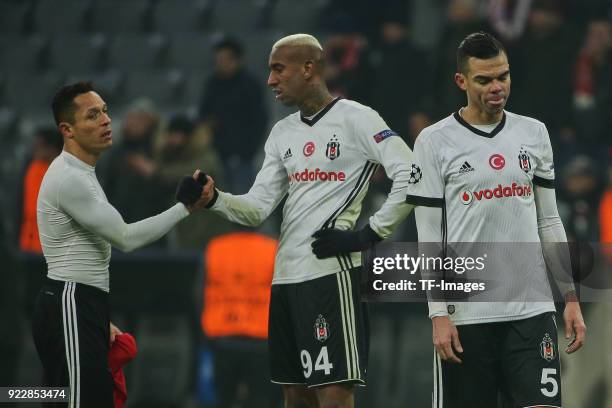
98, 139, 113, 151
485, 102, 506, 113
278, 95, 296, 106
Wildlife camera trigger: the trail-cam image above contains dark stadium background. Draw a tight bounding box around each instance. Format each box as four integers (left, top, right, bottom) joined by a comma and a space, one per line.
0, 0, 610, 407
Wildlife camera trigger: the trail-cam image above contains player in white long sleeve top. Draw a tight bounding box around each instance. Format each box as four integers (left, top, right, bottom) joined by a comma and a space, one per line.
32, 82, 213, 408
405, 32, 586, 408
203, 35, 414, 407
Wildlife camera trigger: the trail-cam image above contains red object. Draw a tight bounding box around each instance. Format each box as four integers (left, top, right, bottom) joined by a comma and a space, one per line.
108, 333, 138, 408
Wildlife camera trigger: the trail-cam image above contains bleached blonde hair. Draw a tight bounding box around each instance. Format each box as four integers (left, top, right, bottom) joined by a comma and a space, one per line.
272, 34, 323, 51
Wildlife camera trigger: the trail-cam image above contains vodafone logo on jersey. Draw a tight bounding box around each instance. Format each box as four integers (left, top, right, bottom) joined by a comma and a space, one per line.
288, 168, 346, 183
489, 154, 505, 170
461, 183, 532, 205
303, 141, 315, 157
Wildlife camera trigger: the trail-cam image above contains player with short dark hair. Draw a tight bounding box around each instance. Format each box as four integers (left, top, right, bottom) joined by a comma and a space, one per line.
406, 31, 586, 407
32, 82, 214, 407
200, 34, 415, 407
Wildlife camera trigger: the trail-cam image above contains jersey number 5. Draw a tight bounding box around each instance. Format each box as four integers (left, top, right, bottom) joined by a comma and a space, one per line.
540, 368, 559, 397
300, 347, 334, 378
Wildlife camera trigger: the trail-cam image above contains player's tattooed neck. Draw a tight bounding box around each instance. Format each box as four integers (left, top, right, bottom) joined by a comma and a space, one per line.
301, 92, 334, 117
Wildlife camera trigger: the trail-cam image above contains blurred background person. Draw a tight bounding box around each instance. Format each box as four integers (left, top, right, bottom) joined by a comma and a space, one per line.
558, 155, 607, 243
510, 0, 579, 148
198, 36, 268, 194
151, 114, 234, 249
433, 0, 491, 119
573, 19, 612, 148
17, 126, 63, 253
98, 99, 169, 248
369, 2, 432, 144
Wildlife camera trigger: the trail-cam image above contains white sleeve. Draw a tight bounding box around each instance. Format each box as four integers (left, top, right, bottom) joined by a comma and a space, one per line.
405, 131, 445, 208
415, 206, 448, 318
352, 108, 414, 238
532, 124, 556, 188
59, 175, 189, 253
209, 131, 289, 226
535, 185, 575, 297
409, 131, 447, 317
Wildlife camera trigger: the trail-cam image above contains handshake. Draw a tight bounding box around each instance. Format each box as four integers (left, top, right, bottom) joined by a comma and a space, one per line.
175, 170, 216, 213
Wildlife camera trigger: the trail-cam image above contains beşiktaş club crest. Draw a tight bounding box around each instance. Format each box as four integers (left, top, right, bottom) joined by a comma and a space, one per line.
518, 147, 532, 173
326, 135, 340, 160
314, 314, 329, 342
540, 333, 556, 361
408, 164, 422, 184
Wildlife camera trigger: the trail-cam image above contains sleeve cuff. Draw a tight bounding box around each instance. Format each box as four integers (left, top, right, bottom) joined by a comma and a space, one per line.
204, 189, 219, 209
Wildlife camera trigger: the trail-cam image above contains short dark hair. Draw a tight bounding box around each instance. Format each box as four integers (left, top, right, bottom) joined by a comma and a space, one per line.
213, 36, 244, 58
36, 126, 63, 151
167, 114, 195, 136
457, 32, 506, 74
52, 81, 95, 126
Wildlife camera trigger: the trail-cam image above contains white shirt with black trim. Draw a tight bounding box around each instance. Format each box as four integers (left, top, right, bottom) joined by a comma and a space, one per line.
37, 151, 189, 292
406, 110, 557, 325
210, 98, 414, 284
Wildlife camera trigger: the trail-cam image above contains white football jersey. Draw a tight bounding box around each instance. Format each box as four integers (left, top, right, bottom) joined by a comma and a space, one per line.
210, 98, 414, 284
406, 110, 557, 325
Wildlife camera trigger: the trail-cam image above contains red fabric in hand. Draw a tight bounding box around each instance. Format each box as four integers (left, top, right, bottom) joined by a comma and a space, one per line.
108, 333, 138, 408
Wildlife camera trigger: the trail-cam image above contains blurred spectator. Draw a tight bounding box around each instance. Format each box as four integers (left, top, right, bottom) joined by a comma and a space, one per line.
510, 0, 579, 144
151, 114, 234, 249
199, 37, 268, 194
369, 7, 433, 141
558, 155, 606, 242
573, 19, 612, 146
98, 99, 168, 247
198, 231, 281, 408
17, 127, 63, 253
319, 0, 380, 40
486, 0, 533, 43
323, 27, 375, 104
433, 0, 490, 120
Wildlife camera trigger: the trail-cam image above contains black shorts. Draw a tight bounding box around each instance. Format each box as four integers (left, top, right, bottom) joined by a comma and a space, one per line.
268, 268, 368, 388
31, 277, 114, 408
433, 312, 562, 408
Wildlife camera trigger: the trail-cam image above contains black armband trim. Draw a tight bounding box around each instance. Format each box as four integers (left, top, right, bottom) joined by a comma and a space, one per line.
405, 194, 444, 207
533, 176, 555, 189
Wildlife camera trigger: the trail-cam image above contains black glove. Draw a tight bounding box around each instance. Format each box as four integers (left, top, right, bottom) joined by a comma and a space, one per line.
176, 175, 204, 206
311, 225, 382, 259
196, 171, 208, 186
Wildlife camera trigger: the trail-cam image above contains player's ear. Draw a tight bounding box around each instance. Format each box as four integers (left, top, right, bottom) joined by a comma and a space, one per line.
58, 122, 73, 139
303, 60, 314, 79
454, 72, 467, 91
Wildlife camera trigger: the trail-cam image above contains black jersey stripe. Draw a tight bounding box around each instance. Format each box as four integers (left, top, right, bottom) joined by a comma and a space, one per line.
323, 161, 378, 230
330, 162, 378, 229
405, 195, 445, 208
533, 175, 555, 189
326, 162, 378, 228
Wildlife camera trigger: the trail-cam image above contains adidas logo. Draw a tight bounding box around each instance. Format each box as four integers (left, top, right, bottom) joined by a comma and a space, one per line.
283, 148, 292, 160
459, 161, 474, 174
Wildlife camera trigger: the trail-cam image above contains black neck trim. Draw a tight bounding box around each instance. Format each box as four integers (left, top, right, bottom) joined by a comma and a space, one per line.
453, 111, 506, 138
300, 97, 342, 126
